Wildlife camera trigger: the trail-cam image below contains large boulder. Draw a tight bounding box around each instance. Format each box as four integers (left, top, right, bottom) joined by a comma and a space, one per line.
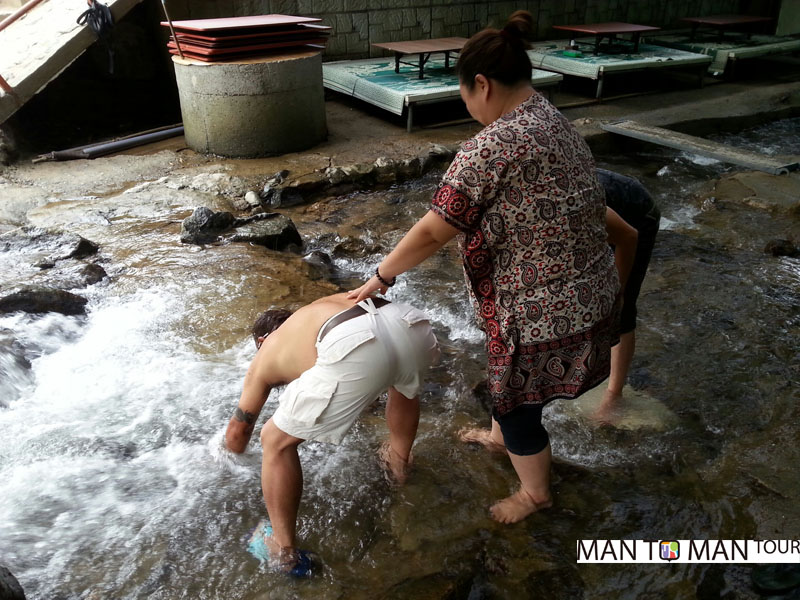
227, 213, 302, 250
0, 564, 26, 599
180, 208, 302, 251
707, 171, 800, 214
0, 286, 88, 315
180, 207, 236, 244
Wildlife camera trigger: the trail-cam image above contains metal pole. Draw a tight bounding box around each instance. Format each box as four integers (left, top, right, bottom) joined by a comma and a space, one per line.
0, 73, 20, 105
160, 0, 184, 59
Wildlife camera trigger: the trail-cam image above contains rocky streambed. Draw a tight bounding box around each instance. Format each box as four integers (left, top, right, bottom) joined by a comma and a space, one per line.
0, 118, 799, 599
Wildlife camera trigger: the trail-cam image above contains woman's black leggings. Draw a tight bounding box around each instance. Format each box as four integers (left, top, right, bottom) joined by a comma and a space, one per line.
492, 403, 549, 456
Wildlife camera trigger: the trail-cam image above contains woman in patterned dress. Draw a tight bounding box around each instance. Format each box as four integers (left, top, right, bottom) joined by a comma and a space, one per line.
350, 11, 636, 523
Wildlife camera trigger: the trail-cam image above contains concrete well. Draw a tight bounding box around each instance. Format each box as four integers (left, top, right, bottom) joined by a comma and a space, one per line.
172, 51, 327, 157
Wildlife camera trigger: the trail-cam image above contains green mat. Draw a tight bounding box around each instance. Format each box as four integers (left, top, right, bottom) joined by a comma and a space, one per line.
643, 32, 800, 74
526, 39, 713, 80
322, 57, 562, 115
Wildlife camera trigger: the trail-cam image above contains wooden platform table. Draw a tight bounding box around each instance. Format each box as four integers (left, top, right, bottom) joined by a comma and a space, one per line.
680, 15, 774, 42
371, 37, 468, 79
551, 22, 660, 54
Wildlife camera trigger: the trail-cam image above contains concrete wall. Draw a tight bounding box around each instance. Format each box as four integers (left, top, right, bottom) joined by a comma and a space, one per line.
167, 0, 747, 60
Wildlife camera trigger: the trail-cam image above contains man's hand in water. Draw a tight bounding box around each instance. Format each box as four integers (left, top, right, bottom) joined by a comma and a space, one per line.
347, 276, 387, 303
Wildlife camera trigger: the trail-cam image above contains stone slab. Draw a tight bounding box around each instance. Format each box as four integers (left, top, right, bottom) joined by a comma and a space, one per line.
0, 0, 142, 124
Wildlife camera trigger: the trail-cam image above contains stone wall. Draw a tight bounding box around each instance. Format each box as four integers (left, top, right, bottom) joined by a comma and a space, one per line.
168, 0, 745, 60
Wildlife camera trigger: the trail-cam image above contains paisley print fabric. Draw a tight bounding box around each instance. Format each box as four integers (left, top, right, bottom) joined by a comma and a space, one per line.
430, 92, 620, 416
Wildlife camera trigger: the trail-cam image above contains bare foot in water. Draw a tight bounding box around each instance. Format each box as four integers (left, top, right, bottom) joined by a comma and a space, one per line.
378, 441, 412, 485
489, 488, 552, 524
458, 427, 506, 454
592, 389, 623, 426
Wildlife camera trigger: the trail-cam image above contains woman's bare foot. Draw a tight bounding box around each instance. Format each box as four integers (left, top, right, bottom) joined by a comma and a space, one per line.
592, 388, 623, 426
378, 441, 412, 485
489, 488, 552, 524
458, 427, 506, 454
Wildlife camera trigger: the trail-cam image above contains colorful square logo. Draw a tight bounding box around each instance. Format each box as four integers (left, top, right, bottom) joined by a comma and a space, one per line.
660, 540, 679, 561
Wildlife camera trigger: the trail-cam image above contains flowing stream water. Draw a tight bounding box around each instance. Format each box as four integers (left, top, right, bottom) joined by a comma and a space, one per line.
1, 118, 799, 599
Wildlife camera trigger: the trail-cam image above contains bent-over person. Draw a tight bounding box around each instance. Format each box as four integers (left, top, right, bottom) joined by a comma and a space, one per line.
224, 293, 438, 576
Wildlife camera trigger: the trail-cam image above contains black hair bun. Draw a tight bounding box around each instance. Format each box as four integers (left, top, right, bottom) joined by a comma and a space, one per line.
504, 10, 534, 40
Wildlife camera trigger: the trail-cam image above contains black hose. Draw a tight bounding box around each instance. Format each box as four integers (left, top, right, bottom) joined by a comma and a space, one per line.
76, 0, 115, 73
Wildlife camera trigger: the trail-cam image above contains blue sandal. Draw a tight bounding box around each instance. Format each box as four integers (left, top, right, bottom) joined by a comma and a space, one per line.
247, 520, 315, 578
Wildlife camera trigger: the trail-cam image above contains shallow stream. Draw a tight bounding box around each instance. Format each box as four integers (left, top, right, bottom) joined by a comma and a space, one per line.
1, 118, 799, 599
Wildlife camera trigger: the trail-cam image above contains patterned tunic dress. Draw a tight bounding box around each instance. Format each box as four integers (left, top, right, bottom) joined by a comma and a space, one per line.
430, 92, 620, 416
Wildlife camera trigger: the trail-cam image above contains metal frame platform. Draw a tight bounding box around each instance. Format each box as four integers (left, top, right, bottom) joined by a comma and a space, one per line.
526, 40, 712, 98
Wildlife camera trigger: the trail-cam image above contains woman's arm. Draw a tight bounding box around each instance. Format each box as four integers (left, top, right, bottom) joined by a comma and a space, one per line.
605, 207, 638, 293
348, 210, 461, 302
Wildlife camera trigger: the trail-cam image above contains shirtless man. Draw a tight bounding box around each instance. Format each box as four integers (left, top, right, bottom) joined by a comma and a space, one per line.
224, 293, 438, 576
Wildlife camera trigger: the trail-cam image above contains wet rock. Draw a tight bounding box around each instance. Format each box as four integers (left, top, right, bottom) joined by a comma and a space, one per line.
708, 172, 800, 213
0, 564, 25, 600
78, 263, 108, 286
264, 169, 289, 188
374, 156, 397, 184
398, 156, 422, 180
180, 207, 236, 244
263, 186, 304, 208
465, 577, 498, 600
764, 239, 799, 258
60, 235, 99, 260
752, 564, 800, 595
332, 236, 382, 258
0, 182, 48, 225
697, 565, 736, 599
421, 143, 456, 173
0, 286, 88, 315
0, 332, 33, 408
325, 166, 348, 186
469, 380, 492, 413
226, 213, 302, 251
3, 229, 98, 263
182, 173, 250, 197
288, 170, 329, 196
381, 571, 474, 600
526, 566, 585, 598
346, 162, 376, 180
244, 191, 262, 208
303, 250, 336, 277
180, 207, 303, 250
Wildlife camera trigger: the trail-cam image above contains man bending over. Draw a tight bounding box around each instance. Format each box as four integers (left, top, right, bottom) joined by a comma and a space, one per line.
225, 293, 438, 576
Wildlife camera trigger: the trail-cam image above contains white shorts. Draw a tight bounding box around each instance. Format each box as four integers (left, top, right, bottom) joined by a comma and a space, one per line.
272, 300, 439, 444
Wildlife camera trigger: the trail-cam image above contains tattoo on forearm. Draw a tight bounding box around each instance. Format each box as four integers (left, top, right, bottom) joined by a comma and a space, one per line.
234, 408, 257, 426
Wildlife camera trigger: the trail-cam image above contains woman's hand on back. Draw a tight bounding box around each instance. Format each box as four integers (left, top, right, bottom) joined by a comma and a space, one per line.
347, 276, 388, 302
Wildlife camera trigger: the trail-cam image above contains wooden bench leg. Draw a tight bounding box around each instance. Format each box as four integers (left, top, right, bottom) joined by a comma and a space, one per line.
407, 103, 414, 133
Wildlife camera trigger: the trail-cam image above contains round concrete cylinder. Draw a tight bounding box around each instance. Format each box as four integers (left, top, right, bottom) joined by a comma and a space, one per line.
172, 51, 326, 157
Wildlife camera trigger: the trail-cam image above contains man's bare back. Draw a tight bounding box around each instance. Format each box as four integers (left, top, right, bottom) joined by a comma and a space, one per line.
256, 293, 358, 386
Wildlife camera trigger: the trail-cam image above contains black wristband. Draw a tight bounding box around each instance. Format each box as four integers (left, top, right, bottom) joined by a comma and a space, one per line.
375, 266, 396, 287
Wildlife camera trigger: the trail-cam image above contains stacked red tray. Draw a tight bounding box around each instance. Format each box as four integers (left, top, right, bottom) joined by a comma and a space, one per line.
161, 14, 330, 62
